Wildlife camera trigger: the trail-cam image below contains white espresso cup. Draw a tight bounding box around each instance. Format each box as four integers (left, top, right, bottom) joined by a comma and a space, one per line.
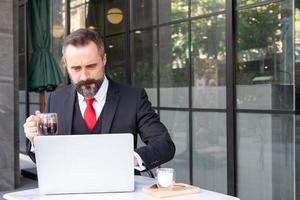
156, 168, 175, 190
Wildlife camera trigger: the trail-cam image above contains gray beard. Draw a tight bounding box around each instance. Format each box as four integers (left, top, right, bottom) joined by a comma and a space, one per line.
73, 79, 103, 98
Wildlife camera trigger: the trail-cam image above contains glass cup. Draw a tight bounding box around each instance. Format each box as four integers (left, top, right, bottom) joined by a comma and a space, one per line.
39, 113, 58, 135
156, 168, 175, 190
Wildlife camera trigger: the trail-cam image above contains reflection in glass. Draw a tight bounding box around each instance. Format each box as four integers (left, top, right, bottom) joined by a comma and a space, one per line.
159, 0, 188, 24
193, 112, 227, 193
19, 96, 26, 152
191, 15, 226, 108
29, 92, 41, 103
51, 0, 66, 66
296, 5, 300, 111
160, 111, 189, 184
236, 3, 294, 110
159, 23, 189, 108
130, 0, 156, 30
70, 0, 86, 32
86, 0, 104, 35
237, 0, 268, 6
297, 7, 300, 62
191, 0, 225, 17
105, 35, 126, 83
130, 29, 157, 106
105, 0, 126, 35
237, 113, 294, 200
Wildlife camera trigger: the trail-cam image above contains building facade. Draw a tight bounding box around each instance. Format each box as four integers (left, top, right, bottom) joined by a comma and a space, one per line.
10, 0, 300, 199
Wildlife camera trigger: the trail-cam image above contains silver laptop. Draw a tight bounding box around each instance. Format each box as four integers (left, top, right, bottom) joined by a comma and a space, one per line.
34, 134, 134, 194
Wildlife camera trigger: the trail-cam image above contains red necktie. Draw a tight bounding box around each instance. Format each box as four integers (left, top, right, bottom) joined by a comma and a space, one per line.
84, 98, 96, 132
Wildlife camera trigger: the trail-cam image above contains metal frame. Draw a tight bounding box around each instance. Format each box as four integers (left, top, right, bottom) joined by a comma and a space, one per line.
18, 0, 29, 155
226, 0, 237, 196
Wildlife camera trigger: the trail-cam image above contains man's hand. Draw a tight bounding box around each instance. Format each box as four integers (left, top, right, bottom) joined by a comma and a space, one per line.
23, 110, 41, 144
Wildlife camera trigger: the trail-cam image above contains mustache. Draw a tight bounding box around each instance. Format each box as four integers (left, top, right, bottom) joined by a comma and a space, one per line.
76, 79, 99, 87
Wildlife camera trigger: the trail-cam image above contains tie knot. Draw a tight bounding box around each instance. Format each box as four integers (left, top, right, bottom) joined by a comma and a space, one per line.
85, 97, 95, 106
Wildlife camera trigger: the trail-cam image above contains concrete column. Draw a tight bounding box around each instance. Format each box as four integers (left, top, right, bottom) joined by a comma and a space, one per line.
0, 0, 19, 191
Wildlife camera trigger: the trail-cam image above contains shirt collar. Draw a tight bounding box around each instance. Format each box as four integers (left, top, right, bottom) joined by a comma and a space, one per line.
77, 75, 109, 103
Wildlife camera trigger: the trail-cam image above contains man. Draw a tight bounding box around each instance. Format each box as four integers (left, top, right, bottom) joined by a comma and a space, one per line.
23, 28, 175, 172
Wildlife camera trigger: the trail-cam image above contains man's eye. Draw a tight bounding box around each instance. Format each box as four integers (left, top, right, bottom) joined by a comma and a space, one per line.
72, 66, 81, 71
86, 64, 97, 69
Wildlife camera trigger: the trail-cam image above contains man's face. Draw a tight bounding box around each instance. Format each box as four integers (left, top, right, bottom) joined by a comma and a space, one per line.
64, 42, 106, 98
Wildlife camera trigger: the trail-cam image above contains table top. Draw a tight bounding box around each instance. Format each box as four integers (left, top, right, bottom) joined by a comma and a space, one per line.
3, 176, 239, 200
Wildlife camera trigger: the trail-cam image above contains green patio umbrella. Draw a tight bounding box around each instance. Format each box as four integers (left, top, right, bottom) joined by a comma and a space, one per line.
28, 0, 63, 92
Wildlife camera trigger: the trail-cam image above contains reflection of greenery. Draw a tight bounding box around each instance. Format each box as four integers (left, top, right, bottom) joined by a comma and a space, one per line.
236, 3, 292, 84
296, 8, 300, 60
170, 0, 188, 21
160, 23, 189, 87
237, 3, 280, 51
236, 0, 260, 6
191, 0, 225, 16
191, 15, 226, 86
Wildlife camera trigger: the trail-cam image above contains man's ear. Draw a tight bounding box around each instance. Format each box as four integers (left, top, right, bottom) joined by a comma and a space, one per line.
102, 54, 107, 66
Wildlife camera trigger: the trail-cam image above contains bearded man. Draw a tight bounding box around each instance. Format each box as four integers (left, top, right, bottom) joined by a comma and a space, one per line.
23, 28, 175, 173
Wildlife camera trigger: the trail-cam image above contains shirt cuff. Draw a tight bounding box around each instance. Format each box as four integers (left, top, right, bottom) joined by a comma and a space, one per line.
134, 152, 146, 171
30, 143, 35, 152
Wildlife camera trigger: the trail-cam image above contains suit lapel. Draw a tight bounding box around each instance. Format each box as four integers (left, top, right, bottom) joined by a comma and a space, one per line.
63, 85, 76, 135
101, 80, 120, 134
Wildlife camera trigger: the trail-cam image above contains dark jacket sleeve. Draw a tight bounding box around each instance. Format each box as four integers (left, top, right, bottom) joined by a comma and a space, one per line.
134, 89, 176, 170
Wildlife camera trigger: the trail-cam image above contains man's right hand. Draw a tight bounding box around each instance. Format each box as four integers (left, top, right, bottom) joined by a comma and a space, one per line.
23, 110, 41, 144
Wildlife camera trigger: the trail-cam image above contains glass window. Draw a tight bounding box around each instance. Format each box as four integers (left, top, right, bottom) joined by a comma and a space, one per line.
191, 14, 226, 109
70, 0, 87, 32
105, 0, 126, 35
160, 111, 190, 184
159, 0, 188, 24
130, 0, 156, 30
105, 35, 126, 83
86, 0, 104, 36
130, 29, 157, 106
191, 0, 225, 17
193, 112, 227, 193
236, 3, 294, 110
51, 0, 66, 64
159, 23, 189, 108
237, 113, 294, 200
19, 103, 26, 152
29, 92, 40, 104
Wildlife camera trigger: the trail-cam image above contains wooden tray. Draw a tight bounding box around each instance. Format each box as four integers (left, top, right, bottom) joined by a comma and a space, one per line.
142, 183, 201, 198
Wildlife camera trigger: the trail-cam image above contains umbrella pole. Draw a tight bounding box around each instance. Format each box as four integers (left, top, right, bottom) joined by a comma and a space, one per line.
40, 93, 46, 113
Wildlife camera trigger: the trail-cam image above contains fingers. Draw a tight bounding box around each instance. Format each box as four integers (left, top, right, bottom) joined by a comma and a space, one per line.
24, 110, 42, 143
24, 127, 39, 143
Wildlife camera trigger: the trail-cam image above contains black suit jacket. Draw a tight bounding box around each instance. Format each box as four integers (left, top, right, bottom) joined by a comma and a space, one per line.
28, 79, 175, 170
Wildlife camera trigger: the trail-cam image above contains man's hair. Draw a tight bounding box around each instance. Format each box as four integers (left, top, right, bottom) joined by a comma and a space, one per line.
62, 28, 105, 57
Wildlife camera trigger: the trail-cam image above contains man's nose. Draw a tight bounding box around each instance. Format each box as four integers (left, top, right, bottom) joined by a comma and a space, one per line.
80, 68, 89, 80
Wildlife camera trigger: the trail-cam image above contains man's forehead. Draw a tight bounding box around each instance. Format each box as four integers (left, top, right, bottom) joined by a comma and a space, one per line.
64, 42, 99, 54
